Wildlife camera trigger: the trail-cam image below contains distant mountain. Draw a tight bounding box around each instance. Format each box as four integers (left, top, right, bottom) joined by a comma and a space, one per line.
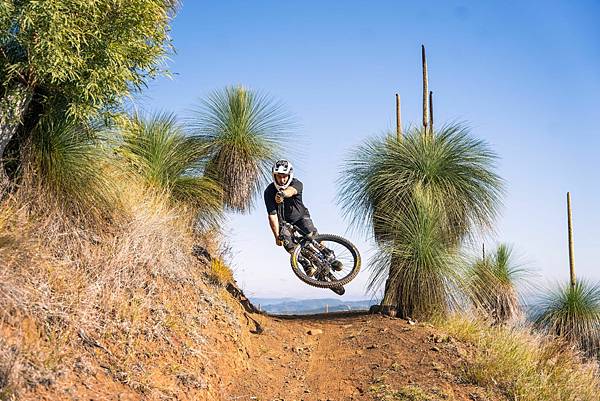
249, 297, 379, 315
250, 297, 298, 306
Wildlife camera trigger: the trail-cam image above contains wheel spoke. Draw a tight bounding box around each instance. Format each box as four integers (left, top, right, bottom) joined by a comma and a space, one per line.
315, 239, 355, 281
291, 234, 360, 288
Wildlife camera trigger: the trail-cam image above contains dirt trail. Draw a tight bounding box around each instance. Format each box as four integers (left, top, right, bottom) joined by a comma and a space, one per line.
225, 312, 497, 401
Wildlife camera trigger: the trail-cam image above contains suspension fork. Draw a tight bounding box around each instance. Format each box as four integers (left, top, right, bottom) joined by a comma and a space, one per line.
304, 236, 334, 257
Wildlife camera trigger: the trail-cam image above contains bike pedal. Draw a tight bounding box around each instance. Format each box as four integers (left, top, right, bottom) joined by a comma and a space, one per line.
331, 260, 343, 271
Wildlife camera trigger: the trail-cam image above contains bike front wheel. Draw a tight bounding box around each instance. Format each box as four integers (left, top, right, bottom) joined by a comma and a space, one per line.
290, 234, 361, 288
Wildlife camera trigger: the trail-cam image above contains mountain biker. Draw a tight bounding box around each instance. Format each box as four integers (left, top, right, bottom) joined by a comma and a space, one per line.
264, 159, 345, 295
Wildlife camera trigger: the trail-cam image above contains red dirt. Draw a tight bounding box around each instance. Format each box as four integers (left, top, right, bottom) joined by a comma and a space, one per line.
13, 294, 502, 401
220, 311, 500, 401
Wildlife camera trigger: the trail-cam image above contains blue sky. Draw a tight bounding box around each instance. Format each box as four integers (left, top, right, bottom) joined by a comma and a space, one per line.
139, 1, 600, 299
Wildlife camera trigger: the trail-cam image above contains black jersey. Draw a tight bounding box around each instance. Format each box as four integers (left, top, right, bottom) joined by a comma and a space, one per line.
264, 178, 310, 223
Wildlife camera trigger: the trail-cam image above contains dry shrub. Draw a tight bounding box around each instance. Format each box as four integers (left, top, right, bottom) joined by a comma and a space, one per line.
0, 171, 231, 398
441, 316, 600, 401
0, 202, 11, 232
0, 339, 21, 401
466, 244, 525, 325
533, 281, 600, 357
208, 258, 234, 286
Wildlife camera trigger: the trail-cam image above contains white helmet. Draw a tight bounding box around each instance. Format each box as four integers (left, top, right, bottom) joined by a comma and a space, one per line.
272, 159, 294, 190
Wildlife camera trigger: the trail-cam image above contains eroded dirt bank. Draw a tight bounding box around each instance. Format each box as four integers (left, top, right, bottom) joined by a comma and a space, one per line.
10, 285, 500, 401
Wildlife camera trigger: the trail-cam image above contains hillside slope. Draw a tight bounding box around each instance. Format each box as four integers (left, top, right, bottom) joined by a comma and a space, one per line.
6, 276, 600, 401
2, 271, 499, 401
2, 200, 596, 401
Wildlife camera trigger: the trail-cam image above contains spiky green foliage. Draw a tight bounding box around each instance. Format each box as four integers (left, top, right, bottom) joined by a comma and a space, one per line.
467, 244, 525, 324
339, 125, 504, 319
370, 190, 462, 319
534, 281, 600, 357
339, 124, 504, 244
119, 113, 223, 227
29, 116, 114, 214
189, 86, 292, 213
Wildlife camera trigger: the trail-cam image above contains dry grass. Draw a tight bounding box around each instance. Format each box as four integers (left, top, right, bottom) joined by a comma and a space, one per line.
440, 316, 600, 401
208, 258, 234, 286
0, 174, 236, 399
0, 338, 20, 401
0, 202, 10, 231
369, 373, 457, 401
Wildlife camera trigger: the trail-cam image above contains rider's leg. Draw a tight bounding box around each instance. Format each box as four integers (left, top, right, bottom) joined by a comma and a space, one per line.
296, 217, 343, 272
293, 218, 318, 276
294, 217, 318, 237
298, 255, 316, 277
279, 225, 295, 253
281, 225, 316, 277
295, 249, 316, 277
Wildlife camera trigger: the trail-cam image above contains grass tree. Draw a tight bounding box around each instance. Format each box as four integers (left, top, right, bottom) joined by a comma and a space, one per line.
339, 124, 504, 319
533, 281, 600, 357
467, 244, 525, 324
533, 192, 600, 357
27, 116, 115, 216
119, 113, 223, 228
369, 189, 463, 318
189, 86, 292, 213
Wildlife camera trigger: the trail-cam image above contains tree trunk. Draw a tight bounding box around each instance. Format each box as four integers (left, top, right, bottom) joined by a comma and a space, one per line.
0, 82, 32, 187
380, 255, 400, 316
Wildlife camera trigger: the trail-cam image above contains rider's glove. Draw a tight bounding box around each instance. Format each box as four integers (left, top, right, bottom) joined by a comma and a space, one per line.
275, 191, 285, 204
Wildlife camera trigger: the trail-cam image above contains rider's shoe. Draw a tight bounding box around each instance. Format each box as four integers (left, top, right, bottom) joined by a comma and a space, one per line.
299, 256, 316, 277
331, 260, 343, 271
330, 285, 345, 296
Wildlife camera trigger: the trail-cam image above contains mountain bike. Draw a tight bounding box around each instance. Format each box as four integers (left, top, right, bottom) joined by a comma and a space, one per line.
277, 202, 361, 290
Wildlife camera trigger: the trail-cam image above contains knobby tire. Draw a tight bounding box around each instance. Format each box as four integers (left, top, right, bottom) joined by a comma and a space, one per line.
290, 234, 361, 288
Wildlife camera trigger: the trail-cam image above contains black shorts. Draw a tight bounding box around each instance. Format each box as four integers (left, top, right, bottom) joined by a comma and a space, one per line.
280, 217, 318, 253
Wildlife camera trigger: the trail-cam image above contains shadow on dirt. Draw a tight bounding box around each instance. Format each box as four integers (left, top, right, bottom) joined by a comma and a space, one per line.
270, 310, 374, 321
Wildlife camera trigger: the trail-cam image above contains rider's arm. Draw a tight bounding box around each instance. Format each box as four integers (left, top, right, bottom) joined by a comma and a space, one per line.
277, 179, 301, 201
280, 186, 298, 198
268, 213, 282, 245
264, 186, 282, 245
276, 187, 296, 203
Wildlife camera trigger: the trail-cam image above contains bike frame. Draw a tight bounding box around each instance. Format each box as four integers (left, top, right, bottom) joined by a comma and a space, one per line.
276, 201, 336, 272
273, 195, 361, 289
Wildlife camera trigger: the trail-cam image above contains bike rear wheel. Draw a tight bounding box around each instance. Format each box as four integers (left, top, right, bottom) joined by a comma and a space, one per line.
290, 234, 361, 288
